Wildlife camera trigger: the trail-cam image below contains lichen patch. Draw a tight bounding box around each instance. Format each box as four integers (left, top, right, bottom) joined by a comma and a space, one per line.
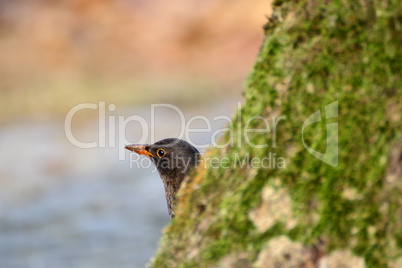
254, 236, 310, 268
318, 250, 365, 268
249, 186, 296, 232
217, 252, 250, 268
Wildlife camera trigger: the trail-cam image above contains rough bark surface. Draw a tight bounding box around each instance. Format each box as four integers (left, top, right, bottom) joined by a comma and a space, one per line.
151, 0, 402, 267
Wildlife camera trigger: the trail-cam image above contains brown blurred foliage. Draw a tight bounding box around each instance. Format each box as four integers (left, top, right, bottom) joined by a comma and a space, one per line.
0, 0, 269, 120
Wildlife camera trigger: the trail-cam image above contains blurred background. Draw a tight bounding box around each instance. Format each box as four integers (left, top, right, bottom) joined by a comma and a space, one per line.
0, 0, 268, 267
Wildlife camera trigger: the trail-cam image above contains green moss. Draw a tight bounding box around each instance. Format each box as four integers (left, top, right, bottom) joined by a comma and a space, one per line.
152, 0, 402, 267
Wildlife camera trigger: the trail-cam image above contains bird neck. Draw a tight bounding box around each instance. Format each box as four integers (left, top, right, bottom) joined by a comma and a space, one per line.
160, 172, 186, 219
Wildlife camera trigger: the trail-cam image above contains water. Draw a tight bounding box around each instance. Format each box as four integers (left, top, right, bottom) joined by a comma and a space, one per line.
0, 101, 238, 267
0, 121, 169, 268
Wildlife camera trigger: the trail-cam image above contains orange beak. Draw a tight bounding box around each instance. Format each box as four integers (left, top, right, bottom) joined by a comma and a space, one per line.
125, 144, 154, 157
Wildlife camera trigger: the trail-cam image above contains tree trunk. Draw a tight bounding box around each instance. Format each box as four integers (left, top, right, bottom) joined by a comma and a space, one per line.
151, 0, 402, 267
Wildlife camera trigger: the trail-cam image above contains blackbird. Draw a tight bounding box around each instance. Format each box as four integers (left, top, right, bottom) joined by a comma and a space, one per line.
125, 138, 200, 219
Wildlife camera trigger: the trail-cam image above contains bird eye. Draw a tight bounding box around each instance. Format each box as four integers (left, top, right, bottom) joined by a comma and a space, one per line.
156, 148, 166, 158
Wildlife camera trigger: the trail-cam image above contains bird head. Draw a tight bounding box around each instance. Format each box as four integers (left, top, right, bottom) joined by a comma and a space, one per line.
125, 138, 200, 180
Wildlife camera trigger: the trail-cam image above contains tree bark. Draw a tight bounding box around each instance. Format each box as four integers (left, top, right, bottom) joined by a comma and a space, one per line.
152, 0, 402, 267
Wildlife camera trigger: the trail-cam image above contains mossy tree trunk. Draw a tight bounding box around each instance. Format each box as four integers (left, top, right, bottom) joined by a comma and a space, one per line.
152, 0, 402, 267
